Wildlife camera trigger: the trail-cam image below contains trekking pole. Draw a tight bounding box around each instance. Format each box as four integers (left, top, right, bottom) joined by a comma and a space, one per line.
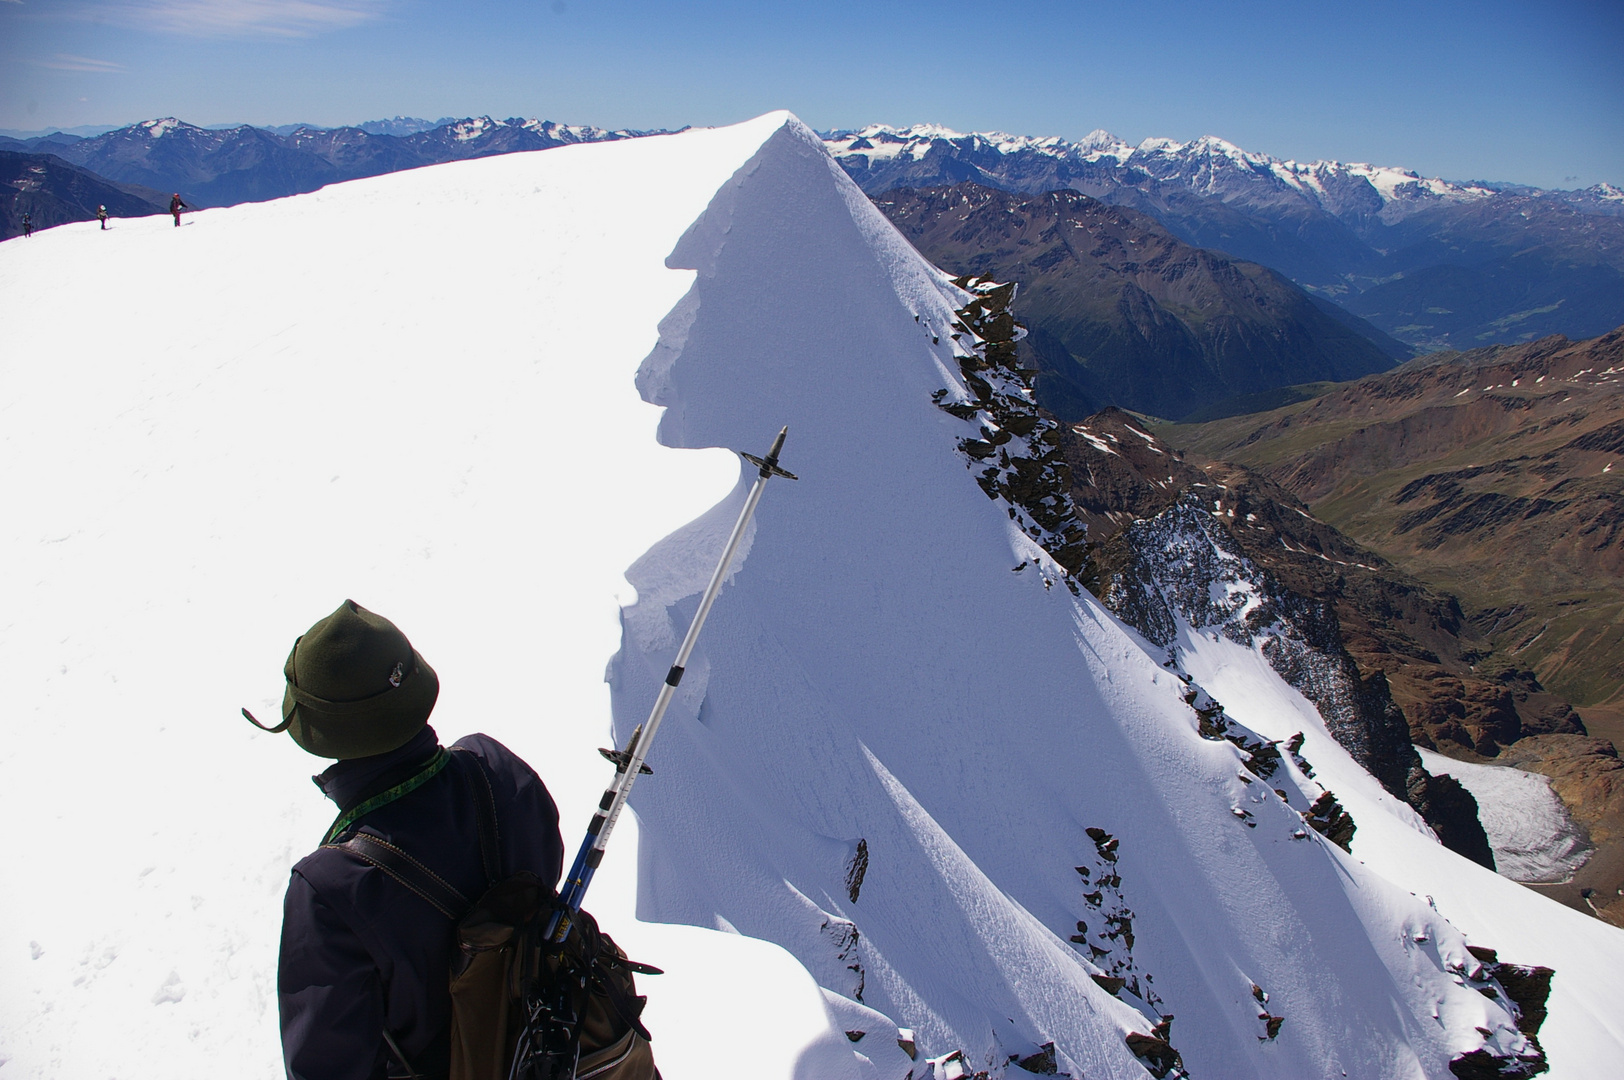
549, 427, 797, 942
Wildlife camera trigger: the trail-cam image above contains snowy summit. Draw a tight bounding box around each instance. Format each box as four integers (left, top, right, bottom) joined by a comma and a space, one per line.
3, 112, 1623, 1080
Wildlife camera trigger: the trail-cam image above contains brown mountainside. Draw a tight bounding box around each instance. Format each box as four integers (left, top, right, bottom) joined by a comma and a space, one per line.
1169, 329, 1624, 729
1070, 408, 1588, 758
1161, 330, 1624, 924
875, 183, 1403, 422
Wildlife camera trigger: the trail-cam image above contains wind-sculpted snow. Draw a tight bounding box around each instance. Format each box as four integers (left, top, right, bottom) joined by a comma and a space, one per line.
612, 117, 1575, 1078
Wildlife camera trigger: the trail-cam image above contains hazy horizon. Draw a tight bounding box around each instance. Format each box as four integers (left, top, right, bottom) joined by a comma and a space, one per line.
3, 0, 1621, 190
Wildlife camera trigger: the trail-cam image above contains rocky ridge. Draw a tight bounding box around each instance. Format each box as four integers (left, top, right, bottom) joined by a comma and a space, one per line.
936, 288, 1555, 1070
1067, 408, 1624, 929
1088, 485, 1493, 867
935, 282, 1496, 865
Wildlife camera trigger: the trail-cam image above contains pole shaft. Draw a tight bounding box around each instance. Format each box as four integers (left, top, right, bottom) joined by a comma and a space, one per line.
553, 430, 790, 930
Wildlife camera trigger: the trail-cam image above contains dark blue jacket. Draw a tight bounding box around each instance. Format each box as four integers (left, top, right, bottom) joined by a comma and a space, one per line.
279, 726, 564, 1080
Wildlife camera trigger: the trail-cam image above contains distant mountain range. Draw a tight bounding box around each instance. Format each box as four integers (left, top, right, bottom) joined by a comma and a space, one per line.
0, 115, 668, 210
876, 183, 1408, 421
828, 125, 1624, 352
7, 115, 1620, 358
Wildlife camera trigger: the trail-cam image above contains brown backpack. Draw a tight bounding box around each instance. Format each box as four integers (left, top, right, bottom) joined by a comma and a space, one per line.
449, 872, 658, 1080
332, 749, 659, 1080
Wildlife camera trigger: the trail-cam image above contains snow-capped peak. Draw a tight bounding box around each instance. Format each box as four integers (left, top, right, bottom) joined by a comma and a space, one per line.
1132, 135, 1187, 155
853, 122, 969, 141
823, 124, 1511, 215
449, 115, 495, 141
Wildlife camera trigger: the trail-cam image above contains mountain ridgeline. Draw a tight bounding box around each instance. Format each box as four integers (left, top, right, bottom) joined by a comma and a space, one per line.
831, 126, 1624, 353
9, 116, 1621, 363
0, 116, 664, 218
876, 183, 1406, 422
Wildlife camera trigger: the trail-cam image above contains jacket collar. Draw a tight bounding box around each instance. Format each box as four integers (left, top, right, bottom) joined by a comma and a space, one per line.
313, 725, 441, 811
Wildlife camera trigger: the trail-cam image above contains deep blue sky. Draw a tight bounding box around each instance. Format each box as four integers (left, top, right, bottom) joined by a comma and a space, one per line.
3, 0, 1621, 189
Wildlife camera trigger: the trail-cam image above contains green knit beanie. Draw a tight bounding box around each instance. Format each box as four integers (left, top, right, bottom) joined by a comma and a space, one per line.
249, 600, 439, 759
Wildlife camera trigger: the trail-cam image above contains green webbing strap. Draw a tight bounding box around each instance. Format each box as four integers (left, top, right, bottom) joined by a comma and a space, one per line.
322, 747, 450, 845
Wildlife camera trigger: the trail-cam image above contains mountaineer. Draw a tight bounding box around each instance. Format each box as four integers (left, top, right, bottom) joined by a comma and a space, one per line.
244, 600, 564, 1080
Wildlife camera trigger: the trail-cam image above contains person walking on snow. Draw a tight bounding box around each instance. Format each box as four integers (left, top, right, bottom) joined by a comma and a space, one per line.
170, 193, 187, 227
22, 212, 32, 238
243, 600, 564, 1080
98, 205, 108, 230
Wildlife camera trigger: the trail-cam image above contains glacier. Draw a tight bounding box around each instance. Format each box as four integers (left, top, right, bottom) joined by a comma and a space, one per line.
2, 111, 1622, 1080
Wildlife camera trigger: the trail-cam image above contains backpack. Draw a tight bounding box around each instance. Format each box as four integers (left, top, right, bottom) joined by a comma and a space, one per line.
327, 747, 660, 1080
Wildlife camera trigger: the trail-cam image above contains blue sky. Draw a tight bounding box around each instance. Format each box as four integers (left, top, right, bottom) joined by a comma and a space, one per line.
3, 0, 1621, 189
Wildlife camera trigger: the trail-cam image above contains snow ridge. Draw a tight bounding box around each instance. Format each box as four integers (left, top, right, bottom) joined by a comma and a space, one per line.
616, 116, 1557, 1079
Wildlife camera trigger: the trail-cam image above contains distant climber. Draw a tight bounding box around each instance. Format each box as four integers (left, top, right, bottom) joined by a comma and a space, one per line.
170, 194, 187, 227
98, 205, 108, 230
22, 212, 32, 238
242, 599, 567, 1079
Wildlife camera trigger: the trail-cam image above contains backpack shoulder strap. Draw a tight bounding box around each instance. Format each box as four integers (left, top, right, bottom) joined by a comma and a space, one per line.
325, 833, 471, 920
320, 745, 503, 919
449, 746, 502, 888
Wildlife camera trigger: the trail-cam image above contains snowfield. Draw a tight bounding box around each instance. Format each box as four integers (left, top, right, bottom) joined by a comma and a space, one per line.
3, 112, 1622, 1079
1417, 749, 1592, 884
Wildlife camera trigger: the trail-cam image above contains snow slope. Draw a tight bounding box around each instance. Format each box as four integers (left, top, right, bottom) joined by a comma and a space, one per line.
1175, 608, 1624, 1077
609, 119, 1624, 1077
1417, 749, 1592, 884
0, 113, 859, 1080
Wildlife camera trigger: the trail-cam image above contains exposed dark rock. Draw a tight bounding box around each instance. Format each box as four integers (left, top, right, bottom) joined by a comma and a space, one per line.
1304, 790, 1358, 851
1407, 770, 1497, 868
819, 918, 864, 1003
1089, 973, 1125, 995
1448, 1047, 1549, 1080
845, 838, 868, 903
1492, 964, 1555, 1037
1016, 1042, 1058, 1075
1124, 1031, 1187, 1080
937, 276, 1091, 583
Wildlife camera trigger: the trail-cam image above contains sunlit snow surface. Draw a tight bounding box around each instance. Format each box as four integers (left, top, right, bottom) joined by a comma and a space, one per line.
3, 113, 1623, 1080
609, 120, 1624, 1078
1417, 749, 1592, 884
1178, 629, 1624, 1077
0, 112, 856, 1080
